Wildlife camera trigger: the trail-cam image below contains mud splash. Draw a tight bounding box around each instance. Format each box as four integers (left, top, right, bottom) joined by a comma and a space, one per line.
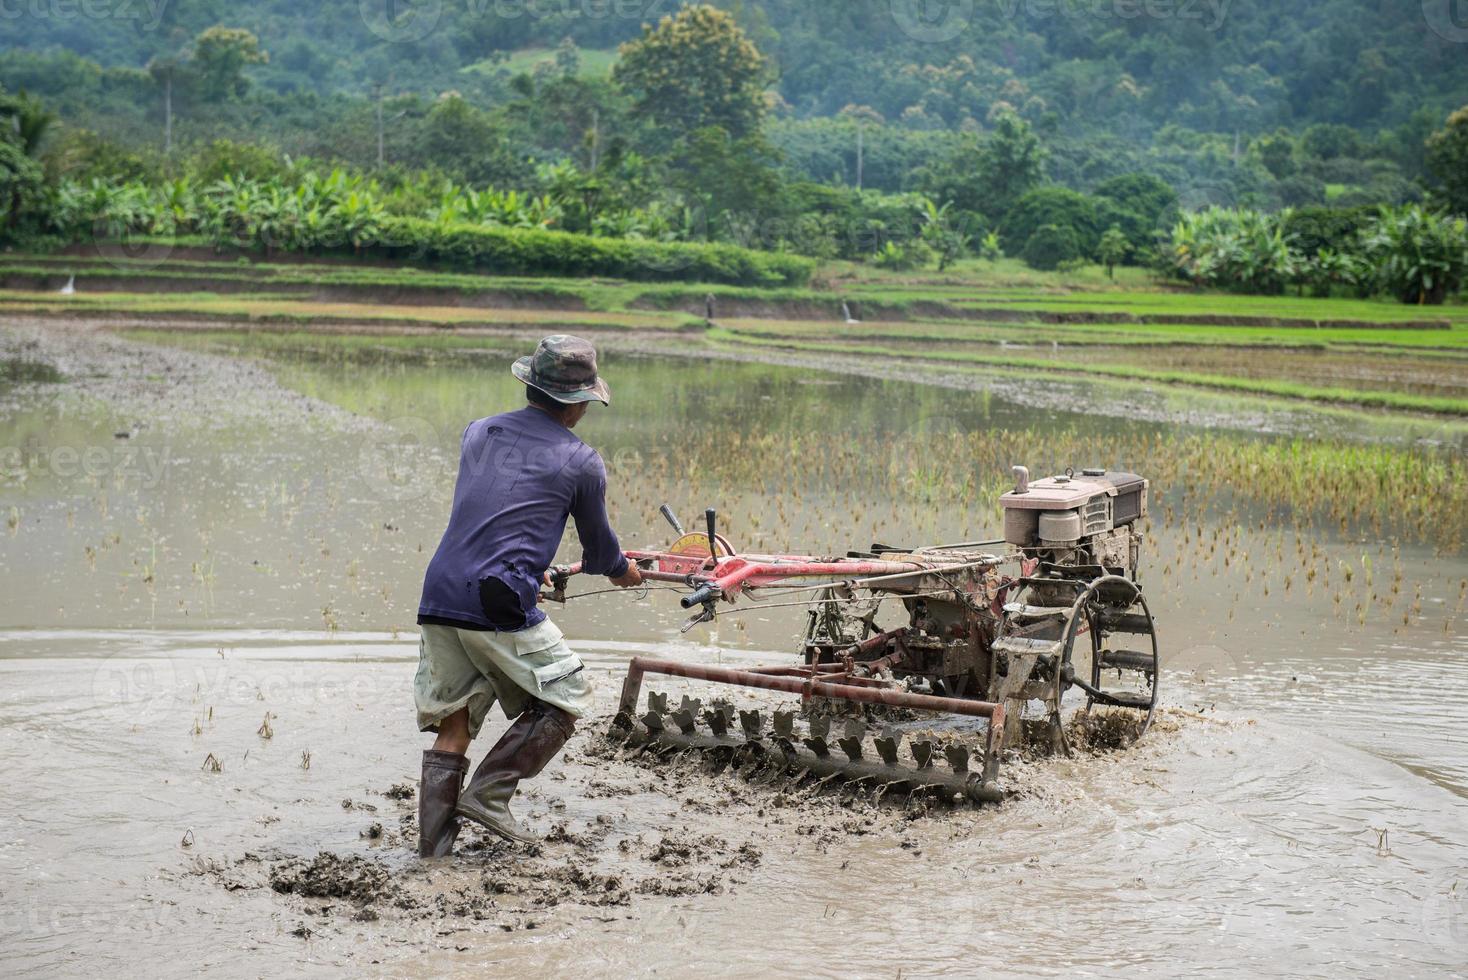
191, 706, 1191, 946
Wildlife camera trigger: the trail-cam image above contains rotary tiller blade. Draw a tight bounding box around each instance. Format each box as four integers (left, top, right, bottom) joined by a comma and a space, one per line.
739, 710, 764, 739
772, 711, 796, 739
945, 744, 970, 774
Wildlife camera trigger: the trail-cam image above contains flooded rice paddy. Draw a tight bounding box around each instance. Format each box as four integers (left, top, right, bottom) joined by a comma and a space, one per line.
1, 316, 1466, 977
1009, 344, 1468, 400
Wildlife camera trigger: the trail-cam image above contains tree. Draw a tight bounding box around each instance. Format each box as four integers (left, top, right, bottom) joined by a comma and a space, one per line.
915, 134, 985, 220
1098, 225, 1130, 279
1361, 205, 1468, 305
978, 230, 1002, 263
1165, 207, 1302, 295
146, 56, 182, 155
1093, 173, 1179, 231
191, 27, 267, 102
838, 104, 884, 190
0, 88, 55, 157
1301, 123, 1363, 161
537, 159, 604, 233
1091, 172, 1179, 260
976, 111, 1046, 222
0, 139, 46, 237
919, 198, 968, 271
46, 128, 156, 182
1276, 174, 1326, 208
554, 37, 581, 79
1380, 106, 1440, 179
187, 139, 285, 183
613, 5, 769, 143
1425, 106, 1468, 216
421, 94, 525, 187
1253, 131, 1296, 179
1003, 186, 1101, 257
1302, 247, 1365, 298
0, 88, 53, 235
1021, 223, 1082, 271
1281, 205, 1375, 257
668, 126, 782, 233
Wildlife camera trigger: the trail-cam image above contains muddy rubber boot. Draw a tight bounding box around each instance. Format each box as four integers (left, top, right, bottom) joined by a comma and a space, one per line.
418, 749, 469, 858
456, 700, 575, 845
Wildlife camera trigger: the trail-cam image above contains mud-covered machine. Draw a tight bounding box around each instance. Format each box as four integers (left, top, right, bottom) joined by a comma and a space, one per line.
548, 467, 1159, 804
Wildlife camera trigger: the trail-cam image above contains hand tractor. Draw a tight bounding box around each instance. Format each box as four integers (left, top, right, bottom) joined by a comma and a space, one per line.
546, 466, 1159, 805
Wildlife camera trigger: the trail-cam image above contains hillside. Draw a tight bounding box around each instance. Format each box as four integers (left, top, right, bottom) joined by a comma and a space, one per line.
4, 1, 1465, 306
6, 0, 1465, 135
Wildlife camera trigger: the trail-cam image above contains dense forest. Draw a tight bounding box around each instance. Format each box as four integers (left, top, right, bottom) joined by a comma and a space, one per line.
11, 0, 1466, 129
7, 0, 1466, 199
2, 1, 1466, 300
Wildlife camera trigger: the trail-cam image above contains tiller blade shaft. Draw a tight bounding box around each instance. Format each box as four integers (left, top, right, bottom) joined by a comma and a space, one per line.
611, 656, 1006, 804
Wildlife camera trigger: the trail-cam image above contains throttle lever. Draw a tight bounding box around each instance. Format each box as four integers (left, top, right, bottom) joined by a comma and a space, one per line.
658, 503, 686, 536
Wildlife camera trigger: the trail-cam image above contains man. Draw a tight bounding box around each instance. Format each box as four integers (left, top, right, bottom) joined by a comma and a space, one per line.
414, 335, 641, 857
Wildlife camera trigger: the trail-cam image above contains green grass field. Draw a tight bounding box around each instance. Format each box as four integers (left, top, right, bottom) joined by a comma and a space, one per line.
0, 289, 697, 331
10, 252, 1462, 326
706, 328, 1468, 415
717, 316, 1468, 352
4, 249, 1464, 418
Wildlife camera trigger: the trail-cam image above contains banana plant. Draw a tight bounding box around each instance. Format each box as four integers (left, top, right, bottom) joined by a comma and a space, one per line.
978, 230, 1003, 263
1361, 205, 1468, 305
918, 198, 969, 271
330, 190, 386, 254
152, 178, 196, 235
1166, 206, 1303, 294
591, 209, 651, 239
46, 161, 718, 258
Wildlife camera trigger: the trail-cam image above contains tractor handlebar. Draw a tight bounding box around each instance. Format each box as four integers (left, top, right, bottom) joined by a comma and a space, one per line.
680, 583, 720, 609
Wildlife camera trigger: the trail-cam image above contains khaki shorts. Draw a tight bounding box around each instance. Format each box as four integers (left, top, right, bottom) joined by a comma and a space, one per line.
415, 618, 594, 739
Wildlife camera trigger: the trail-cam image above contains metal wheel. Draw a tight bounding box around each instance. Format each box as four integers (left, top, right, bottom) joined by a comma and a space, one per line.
1059, 575, 1159, 737
993, 577, 1088, 755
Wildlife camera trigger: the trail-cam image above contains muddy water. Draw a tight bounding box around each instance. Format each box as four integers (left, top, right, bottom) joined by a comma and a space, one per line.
2, 319, 1466, 977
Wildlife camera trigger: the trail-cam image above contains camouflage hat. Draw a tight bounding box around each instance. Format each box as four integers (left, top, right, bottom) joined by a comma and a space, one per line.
511, 334, 611, 406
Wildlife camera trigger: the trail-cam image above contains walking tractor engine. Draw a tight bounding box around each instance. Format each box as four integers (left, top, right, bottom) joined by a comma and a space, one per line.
549, 466, 1160, 807
1001, 466, 1147, 576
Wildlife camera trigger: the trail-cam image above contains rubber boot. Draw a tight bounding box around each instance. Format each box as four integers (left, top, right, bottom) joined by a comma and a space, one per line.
418, 749, 469, 858
456, 700, 575, 844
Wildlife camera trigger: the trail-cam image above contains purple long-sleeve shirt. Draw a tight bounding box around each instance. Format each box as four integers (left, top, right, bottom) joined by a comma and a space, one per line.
417, 406, 628, 632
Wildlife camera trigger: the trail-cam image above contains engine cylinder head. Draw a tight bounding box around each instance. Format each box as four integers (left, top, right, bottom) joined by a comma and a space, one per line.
1038, 510, 1082, 545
